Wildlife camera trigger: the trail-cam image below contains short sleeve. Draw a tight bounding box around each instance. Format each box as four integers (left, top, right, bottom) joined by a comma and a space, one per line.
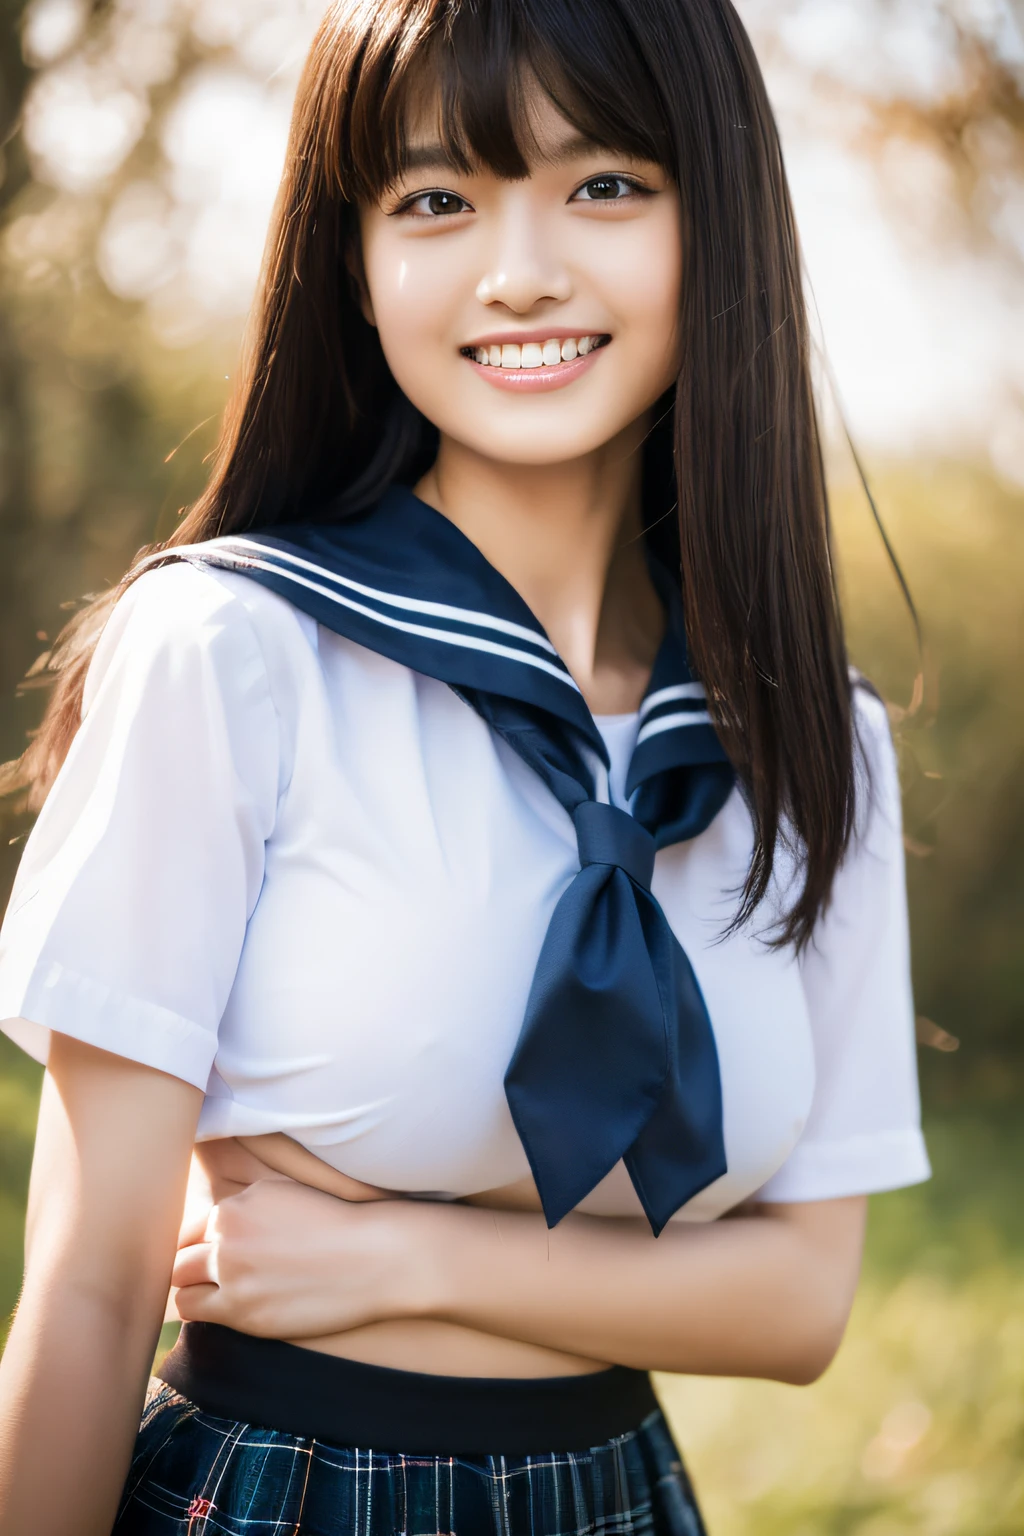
0, 562, 280, 1090
756, 686, 930, 1202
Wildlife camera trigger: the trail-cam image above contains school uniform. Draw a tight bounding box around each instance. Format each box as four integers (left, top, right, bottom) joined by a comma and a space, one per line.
0, 486, 928, 1534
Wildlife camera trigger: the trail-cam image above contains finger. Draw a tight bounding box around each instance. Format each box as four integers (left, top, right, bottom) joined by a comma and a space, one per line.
171, 1242, 218, 1290
177, 1206, 211, 1249
336, 1177, 401, 1203
173, 1283, 223, 1324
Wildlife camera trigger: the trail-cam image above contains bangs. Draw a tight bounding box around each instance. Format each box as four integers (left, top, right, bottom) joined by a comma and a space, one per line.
331, 0, 674, 203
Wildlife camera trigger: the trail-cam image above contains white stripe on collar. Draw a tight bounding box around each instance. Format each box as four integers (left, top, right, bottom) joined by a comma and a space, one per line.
636, 710, 713, 746
147, 544, 583, 692
640, 682, 706, 719
210, 536, 560, 655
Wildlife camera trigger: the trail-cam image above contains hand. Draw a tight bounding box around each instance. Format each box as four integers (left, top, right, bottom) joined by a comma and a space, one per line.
172, 1178, 429, 1339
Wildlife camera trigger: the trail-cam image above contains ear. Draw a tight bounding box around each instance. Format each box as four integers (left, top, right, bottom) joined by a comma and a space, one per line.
344, 237, 376, 328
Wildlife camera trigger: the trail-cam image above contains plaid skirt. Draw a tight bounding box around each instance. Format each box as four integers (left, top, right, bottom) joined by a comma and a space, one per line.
114, 1378, 707, 1536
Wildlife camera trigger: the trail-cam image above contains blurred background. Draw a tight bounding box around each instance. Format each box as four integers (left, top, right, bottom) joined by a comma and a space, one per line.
0, 0, 1021, 1530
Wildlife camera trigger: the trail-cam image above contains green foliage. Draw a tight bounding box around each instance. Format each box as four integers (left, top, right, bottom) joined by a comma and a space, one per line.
661, 1271, 1024, 1535
831, 461, 1024, 1101
659, 1113, 1024, 1535
0, 1036, 40, 1330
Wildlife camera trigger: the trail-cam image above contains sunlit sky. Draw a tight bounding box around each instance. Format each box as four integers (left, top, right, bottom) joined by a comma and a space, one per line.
17, 0, 1024, 479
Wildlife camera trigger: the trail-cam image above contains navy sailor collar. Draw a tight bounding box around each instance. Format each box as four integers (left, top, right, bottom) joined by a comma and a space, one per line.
168, 483, 730, 801
155, 483, 737, 1232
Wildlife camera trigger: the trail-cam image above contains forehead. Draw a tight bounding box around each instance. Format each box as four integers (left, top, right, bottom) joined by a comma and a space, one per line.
395, 70, 641, 183
404, 79, 574, 153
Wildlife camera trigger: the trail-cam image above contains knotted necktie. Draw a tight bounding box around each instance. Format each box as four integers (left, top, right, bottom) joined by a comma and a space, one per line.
161, 485, 736, 1234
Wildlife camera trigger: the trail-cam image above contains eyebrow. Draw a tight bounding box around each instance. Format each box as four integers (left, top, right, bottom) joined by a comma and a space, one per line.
397, 131, 617, 179
537, 130, 612, 168
398, 144, 466, 176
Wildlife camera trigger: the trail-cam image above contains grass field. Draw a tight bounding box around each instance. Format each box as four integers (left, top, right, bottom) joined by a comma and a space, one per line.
658, 1110, 1024, 1536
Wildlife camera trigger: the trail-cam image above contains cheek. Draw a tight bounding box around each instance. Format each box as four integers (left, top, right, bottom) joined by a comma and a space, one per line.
602, 218, 682, 367
361, 232, 462, 376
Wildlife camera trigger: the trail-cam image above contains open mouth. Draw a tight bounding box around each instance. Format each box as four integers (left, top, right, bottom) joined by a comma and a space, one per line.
459, 335, 611, 370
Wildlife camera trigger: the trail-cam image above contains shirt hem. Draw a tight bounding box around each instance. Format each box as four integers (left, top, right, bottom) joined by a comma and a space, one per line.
0, 960, 216, 1091
754, 1128, 931, 1203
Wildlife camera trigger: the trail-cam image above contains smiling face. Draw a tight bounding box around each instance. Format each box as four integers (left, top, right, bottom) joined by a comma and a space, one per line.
356, 85, 683, 470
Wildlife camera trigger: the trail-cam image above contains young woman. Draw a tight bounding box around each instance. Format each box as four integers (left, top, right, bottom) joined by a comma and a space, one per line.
0, 0, 930, 1531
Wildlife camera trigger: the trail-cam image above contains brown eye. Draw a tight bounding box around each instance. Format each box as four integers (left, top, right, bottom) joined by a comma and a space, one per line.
406, 190, 470, 217
573, 176, 643, 203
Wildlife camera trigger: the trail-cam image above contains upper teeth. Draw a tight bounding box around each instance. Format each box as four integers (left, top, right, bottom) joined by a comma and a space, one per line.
470, 336, 603, 368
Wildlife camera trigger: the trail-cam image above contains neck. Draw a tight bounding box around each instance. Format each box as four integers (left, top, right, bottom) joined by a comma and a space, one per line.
414, 418, 664, 715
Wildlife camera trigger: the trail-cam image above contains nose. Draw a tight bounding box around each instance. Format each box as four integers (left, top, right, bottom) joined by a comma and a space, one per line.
474, 198, 572, 313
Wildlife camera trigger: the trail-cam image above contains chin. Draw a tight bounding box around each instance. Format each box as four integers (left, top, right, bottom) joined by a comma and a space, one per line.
448, 415, 634, 467
477, 437, 622, 467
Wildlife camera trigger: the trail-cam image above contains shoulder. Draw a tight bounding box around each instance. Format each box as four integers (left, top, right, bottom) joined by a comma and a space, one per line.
84, 559, 317, 717
97, 558, 314, 661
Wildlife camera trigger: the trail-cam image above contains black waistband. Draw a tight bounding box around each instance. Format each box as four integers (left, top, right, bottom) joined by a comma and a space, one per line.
159, 1323, 659, 1455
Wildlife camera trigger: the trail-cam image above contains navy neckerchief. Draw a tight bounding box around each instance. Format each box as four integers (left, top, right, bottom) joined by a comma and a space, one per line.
164, 485, 736, 1234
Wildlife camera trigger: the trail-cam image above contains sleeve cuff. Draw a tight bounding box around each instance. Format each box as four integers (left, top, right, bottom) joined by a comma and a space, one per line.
755, 1127, 932, 1203
0, 960, 217, 1091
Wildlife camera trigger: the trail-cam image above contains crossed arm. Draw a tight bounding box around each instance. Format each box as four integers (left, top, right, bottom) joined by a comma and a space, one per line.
172, 1161, 866, 1381
0, 1038, 866, 1535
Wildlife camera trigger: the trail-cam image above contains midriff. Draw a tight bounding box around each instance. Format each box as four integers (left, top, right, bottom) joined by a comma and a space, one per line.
184, 1134, 611, 1379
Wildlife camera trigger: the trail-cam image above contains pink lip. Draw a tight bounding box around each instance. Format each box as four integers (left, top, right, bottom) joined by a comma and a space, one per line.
465, 347, 605, 393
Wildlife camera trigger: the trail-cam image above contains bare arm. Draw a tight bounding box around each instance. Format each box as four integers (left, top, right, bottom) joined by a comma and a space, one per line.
175, 1179, 866, 1383
417, 1196, 866, 1382
0, 1034, 201, 1536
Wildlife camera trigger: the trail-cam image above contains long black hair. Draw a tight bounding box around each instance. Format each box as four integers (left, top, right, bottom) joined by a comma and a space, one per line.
8, 0, 855, 948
